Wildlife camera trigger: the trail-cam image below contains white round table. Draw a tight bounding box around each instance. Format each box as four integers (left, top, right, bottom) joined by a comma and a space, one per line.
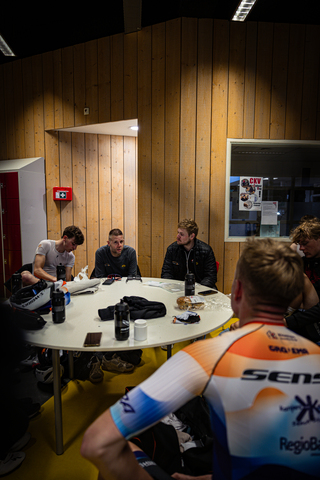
23, 278, 233, 454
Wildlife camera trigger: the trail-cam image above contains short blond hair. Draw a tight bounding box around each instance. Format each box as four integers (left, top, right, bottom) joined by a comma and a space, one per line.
237, 238, 304, 308
177, 219, 198, 237
290, 220, 320, 244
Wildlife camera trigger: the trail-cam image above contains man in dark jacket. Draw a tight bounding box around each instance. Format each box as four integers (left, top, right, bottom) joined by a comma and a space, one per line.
286, 219, 320, 343
161, 219, 217, 289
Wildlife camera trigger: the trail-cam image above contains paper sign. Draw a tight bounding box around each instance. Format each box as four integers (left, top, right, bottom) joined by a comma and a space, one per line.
261, 201, 278, 225
239, 177, 263, 211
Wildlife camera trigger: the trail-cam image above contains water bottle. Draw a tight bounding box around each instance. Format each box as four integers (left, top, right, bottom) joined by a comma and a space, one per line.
11, 272, 22, 294
185, 272, 195, 296
52, 289, 65, 323
114, 298, 130, 341
56, 265, 66, 281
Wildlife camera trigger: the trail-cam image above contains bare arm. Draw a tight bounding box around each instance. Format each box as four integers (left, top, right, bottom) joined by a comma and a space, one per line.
81, 410, 152, 480
290, 274, 319, 310
33, 254, 57, 282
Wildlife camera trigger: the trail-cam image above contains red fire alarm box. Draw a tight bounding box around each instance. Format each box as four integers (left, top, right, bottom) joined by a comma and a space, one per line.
53, 187, 72, 201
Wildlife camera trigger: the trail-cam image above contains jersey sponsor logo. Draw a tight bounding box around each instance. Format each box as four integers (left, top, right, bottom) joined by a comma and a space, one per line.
241, 369, 320, 384
119, 394, 135, 414
280, 395, 320, 426
280, 436, 320, 455
269, 345, 309, 355
266, 330, 298, 342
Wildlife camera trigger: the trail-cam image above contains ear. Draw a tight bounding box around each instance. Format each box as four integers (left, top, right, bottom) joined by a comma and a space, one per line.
231, 279, 243, 314
190, 233, 195, 241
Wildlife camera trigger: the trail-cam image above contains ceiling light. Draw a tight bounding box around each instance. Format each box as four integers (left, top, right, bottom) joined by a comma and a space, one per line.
232, 0, 257, 22
0, 35, 15, 56
130, 126, 139, 131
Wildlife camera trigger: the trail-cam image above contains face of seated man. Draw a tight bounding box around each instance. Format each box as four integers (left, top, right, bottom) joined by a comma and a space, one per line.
62, 236, 79, 253
299, 237, 320, 259
108, 235, 124, 257
176, 228, 195, 249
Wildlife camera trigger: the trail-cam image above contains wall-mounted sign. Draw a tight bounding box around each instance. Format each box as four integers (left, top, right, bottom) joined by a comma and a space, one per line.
53, 187, 72, 201
239, 177, 263, 211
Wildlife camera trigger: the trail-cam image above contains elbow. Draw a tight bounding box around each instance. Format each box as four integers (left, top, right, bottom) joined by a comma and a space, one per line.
81, 427, 99, 462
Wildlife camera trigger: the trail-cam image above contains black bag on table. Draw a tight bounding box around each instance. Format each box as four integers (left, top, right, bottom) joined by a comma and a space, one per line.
98, 296, 166, 321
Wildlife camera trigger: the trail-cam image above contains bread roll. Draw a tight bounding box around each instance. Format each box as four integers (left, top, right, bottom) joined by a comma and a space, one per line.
177, 296, 204, 310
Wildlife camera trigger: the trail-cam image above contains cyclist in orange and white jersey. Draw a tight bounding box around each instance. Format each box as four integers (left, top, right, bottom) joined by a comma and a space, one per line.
81, 238, 320, 480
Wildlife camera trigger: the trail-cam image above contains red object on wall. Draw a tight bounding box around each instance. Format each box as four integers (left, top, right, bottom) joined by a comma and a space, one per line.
53, 187, 72, 201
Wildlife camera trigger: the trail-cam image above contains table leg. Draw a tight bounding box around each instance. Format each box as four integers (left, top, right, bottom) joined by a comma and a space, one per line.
68, 351, 74, 379
167, 345, 172, 359
52, 349, 64, 455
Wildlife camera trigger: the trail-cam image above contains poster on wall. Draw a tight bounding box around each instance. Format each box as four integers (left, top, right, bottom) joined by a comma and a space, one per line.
239, 177, 263, 211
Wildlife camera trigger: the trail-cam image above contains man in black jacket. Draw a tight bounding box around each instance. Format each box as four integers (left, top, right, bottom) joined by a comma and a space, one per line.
161, 219, 217, 289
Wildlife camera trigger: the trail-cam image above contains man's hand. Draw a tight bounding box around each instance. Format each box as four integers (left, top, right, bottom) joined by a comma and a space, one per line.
229, 320, 240, 330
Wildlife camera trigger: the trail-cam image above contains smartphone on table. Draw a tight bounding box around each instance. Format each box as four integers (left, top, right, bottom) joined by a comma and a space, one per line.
198, 289, 218, 296
83, 332, 102, 347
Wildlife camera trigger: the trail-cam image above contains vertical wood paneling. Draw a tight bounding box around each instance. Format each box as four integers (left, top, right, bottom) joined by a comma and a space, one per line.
98, 134, 111, 245
254, 23, 273, 139
1, 19, 320, 293
301, 25, 320, 140
195, 19, 213, 242
124, 33, 138, 120
74, 43, 86, 126
137, 26, 152, 275
285, 25, 305, 139
111, 34, 124, 122
32, 55, 45, 157
62, 47, 74, 128
45, 132, 60, 237
151, 22, 166, 276
270, 24, 289, 139
163, 18, 181, 251
211, 20, 230, 292
227, 22, 246, 139
111, 135, 124, 228
98, 38, 111, 124
53, 50, 63, 129
124, 136, 137, 250
85, 41, 99, 125
42, 52, 55, 132
12, 61, 25, 159
243, 22, 257, 138
59, 131, 73, 227
180, 18, 197, 219
72, 132, 87, 274
85, 134, 99, 276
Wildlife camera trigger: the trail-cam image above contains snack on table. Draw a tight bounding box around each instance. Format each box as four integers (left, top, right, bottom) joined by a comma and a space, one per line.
177, 296, 205, 310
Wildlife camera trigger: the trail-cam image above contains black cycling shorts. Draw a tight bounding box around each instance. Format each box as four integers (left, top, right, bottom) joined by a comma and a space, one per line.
134, 451, 173, 480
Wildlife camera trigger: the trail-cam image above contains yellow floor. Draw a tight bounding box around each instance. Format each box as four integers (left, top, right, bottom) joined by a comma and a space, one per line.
8, 318, 236, 480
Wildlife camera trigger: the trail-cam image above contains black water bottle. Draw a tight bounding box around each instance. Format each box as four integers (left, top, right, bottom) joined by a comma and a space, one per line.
185, 273, 195, 296
114, 298, 130, 341
11, 272, 22, 294
52, 289, 65, 323
56, 265, 66, 281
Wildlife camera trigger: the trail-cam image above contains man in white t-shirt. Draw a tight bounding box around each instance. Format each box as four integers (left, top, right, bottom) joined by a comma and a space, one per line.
22, 225, 84, 284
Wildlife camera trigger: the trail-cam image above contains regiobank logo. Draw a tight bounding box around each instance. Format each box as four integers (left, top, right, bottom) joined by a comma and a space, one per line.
280, 395, 320, 426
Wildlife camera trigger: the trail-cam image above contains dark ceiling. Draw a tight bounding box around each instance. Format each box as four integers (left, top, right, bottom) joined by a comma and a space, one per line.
1, 0, 319, 65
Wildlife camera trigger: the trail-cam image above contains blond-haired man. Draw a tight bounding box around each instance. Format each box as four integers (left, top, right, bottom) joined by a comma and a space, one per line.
81, 238, 320, 480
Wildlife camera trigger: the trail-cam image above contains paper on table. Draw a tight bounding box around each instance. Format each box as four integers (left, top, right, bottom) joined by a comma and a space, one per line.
145, 281, 184, 293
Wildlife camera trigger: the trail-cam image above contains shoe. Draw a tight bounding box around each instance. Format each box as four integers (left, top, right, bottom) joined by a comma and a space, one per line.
101, 354, 134, 373
88, 356, 104, 384
9, 432, 31, 452
0, 452, 25, 475
20, 353, 39, 367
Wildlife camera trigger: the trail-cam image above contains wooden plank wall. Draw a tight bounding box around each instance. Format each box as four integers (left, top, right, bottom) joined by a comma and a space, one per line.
1, 19, 320, 292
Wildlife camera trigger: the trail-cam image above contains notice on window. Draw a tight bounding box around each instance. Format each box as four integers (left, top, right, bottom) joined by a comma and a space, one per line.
261, 201, 278, 225
239, 177, 263, 211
